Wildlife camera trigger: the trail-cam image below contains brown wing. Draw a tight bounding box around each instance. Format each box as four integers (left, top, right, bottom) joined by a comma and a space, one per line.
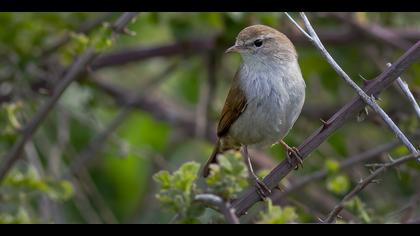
217, 70, 247, 137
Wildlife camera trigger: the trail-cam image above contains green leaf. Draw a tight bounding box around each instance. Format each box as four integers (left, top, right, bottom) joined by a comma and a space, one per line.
346, 197, 371, 223
325, 159, 340, 174
153, 162, 204, 223
327, 174, 350, 195
256, 199, 298, 224
205, 151, 249, 200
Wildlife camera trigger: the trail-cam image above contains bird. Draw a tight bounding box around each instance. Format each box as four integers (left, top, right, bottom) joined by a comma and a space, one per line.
202, 25, 306, 199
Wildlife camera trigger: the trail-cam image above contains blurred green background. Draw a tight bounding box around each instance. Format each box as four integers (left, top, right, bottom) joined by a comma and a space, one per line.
0, 12, 419, 224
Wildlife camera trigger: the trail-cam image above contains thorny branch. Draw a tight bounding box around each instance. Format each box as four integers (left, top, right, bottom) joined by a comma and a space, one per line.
289, 12, 418, 156
231, 20, 420, 216
387, 62, 420, 120
273, 140, 401, 200
0, 12, 139, 182
272, 133, 419, 203
324, 152, 420, 223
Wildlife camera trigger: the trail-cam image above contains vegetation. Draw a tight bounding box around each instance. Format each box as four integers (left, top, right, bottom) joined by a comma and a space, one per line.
0, 12, 419, 224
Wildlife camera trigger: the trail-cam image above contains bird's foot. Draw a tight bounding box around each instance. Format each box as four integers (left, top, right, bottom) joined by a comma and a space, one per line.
286, 146, 303, 170
251, 175, 271, 200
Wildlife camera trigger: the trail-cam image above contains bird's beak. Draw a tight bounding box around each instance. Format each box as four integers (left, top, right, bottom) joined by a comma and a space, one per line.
225, 44, 245, 54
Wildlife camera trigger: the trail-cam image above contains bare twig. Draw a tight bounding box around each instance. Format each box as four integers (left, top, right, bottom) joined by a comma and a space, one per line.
75, 167, 119, 224
387, 63, 420, 120
231, 38, 420, 216
195, 52, 217, 138
0, 50, 96, 181
326, 12, 412, 50
302, 13, 417, 154
39, 13, 115, 58
284, 27, 420, 46
0, 12, 139, 182
195, 194, 240, 224
324, 152, 420, 223
111, 12, 139, 36
92, 37, 216, 70
71, 178, 104, 224
272, 140, 402, 200
287, 12, 418, 156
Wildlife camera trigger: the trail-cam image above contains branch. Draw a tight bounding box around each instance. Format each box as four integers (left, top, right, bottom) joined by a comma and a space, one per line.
39, 13, 114, 58
387, 62, 420, 120
295, 12, 418, 156
324, 152, 420, 223
326, 12, 412, 50
273, 140, 402, 200
231, 35, 420, 216
194, 194, 240, 224
91, 37, 216, 70
284, 27, 420, 46
0, 12, 139, 182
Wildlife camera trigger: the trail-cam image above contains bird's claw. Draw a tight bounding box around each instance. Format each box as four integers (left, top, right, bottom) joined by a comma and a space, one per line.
252, 177, 271, 200
286, 146, 304, 170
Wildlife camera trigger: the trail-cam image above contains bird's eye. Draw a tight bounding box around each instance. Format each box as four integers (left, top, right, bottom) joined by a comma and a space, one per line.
253, 39, 263, 47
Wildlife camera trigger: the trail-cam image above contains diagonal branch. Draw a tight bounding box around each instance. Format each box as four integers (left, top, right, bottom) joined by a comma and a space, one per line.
325, 12, 412, 50
231, 36, 420, 216
324, 152, 420, 223
0, 12, 139, 182
39, 13, 115, 58
387, 62, 420, 120
91, 37, 216, 70
295, 12, 418, 156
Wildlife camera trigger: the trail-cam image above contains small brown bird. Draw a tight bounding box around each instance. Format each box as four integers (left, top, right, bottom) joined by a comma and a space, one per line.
202, 25, 306, 198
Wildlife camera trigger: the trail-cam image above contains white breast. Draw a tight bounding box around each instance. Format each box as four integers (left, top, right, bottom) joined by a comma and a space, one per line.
229, 58, 305, 148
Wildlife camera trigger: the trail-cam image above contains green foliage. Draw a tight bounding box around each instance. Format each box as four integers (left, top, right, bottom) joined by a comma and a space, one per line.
0, 207, 36, 224
325, 159, 340, 174
153, 162, 204, 223
3, 167, 74, 202
346, 197, 372, 223
0, 12, 418, 224
0, 102, 24, 138
205, 151, 249, 200
326, 174, 350, 195
256, 199, 298, 224
0, 167, 74, 224
95, 152, 150, 220
60, 23, 113, 64
153, 152, 250, 223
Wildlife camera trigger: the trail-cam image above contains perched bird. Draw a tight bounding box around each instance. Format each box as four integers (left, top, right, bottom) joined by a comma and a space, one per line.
202, 25, 306, 198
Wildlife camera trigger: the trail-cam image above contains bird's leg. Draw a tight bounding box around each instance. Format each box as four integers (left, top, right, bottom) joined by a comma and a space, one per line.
242, 146, 271, 200
279, 140, 303, 170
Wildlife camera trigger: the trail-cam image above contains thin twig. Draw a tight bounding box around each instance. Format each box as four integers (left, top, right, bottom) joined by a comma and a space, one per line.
92, 37, 216, 70
0, 50, 96, 181
194, 194, 240, 224
272, 140, 402, 200
284, 12, 312, 40
39, 13, 115, 58
0, 12, 139, 182
387, 63, 420, 120
326, 12, 412, 50
294, 12, 418, 156
324, 152, 420, 223
231, 38, 420, 216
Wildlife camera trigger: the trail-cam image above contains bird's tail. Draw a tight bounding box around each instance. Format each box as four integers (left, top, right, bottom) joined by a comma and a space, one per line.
202, 140, 221, 177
